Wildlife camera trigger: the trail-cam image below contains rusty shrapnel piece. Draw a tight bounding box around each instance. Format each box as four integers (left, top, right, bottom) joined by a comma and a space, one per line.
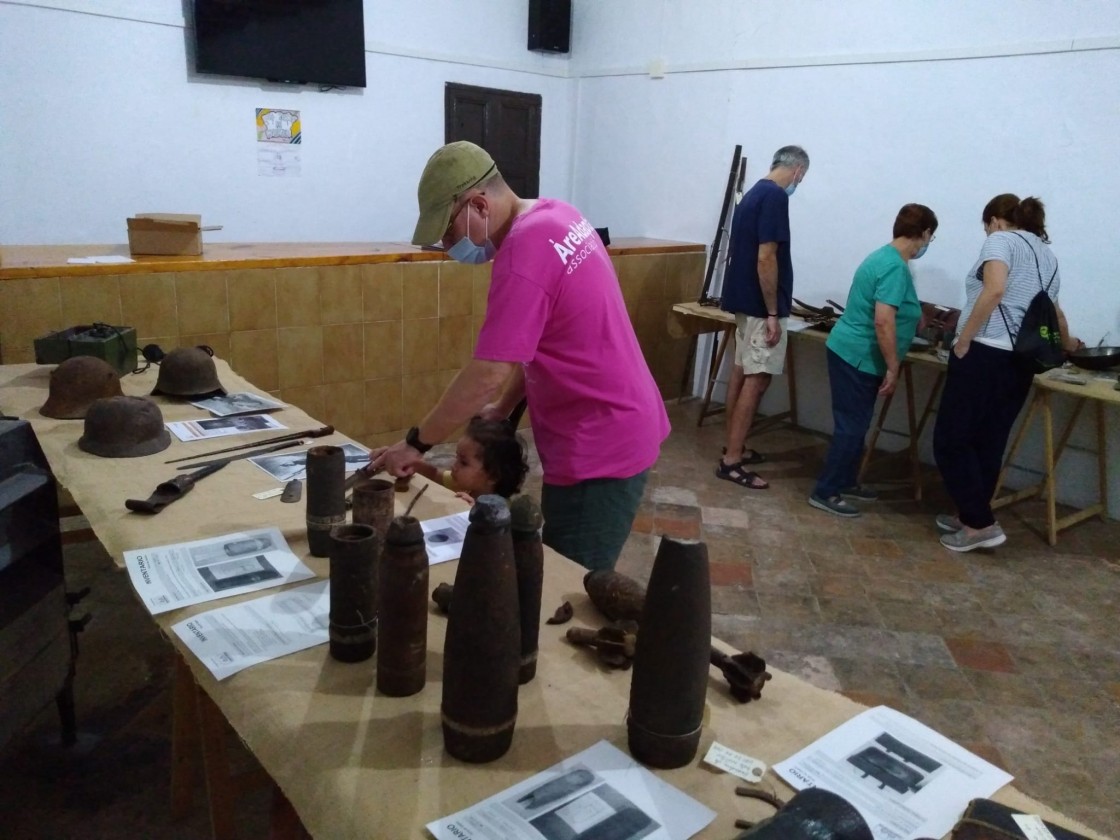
306, 445, 345, 557
441, 495, 520, 763
431, 582, 453, 614
565, 621, 638, 669
545, 601, 573, 625
510, 495, 544, 685
627, 536, 710, 769
583, 569, 646, 622
711, 648, 772, 703
376, 515, 428, 697
327, 523, 378, 663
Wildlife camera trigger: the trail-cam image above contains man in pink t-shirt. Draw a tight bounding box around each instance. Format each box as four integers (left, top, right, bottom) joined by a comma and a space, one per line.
370, 141, 669, 570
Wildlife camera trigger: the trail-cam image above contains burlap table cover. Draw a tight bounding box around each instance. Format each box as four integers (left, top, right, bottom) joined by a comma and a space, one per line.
0, 360, 1107, 839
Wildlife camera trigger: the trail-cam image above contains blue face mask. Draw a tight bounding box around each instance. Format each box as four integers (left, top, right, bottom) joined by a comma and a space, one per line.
447, 207, 496, 264
913, 243, 929, 260
785, 182, 798, 198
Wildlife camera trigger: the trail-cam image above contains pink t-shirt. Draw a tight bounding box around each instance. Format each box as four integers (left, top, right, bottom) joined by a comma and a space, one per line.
475, 199, 670, 486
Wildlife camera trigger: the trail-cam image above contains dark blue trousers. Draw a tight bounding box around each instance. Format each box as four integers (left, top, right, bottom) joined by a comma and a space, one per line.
813, 349, 883, 499
933, 342, 1034, 529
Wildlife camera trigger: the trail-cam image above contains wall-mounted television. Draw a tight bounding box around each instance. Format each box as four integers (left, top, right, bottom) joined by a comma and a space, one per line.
192, 0, 367, 88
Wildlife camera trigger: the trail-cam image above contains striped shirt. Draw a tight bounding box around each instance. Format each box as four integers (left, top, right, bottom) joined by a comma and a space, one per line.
960, 230, 1060, 350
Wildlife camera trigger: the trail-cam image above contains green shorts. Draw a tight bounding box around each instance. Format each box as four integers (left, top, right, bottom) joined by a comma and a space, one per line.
540, 470, 650, 572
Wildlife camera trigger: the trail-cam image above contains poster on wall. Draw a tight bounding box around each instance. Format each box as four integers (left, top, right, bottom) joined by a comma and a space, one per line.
256, 107, 301, 177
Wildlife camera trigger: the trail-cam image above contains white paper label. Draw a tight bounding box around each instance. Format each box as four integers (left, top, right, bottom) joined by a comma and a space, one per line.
702, 741, 766, 782
1012, 815, 1058, 840
253, 487, 285, 500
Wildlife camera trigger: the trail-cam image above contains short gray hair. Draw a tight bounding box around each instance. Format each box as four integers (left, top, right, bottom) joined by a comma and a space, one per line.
771, 145, 809, 171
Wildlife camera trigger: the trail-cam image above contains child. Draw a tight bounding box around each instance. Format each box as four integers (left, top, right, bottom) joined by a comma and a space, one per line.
413, 416, 529, 505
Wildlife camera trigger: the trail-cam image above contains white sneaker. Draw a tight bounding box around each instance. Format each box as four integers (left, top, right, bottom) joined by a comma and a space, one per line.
935, 514, 962, 533
939, 524, 1006, 552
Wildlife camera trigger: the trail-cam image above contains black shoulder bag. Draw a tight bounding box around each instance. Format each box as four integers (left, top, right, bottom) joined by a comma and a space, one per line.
997, 233, 1064, 373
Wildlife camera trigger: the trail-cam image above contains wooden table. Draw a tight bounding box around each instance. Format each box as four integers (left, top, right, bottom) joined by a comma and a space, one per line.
992, 369, 1117, 544
0, 360, 1105, 839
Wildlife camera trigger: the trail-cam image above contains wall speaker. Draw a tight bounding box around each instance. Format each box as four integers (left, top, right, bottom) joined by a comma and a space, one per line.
528, 0, 571, 54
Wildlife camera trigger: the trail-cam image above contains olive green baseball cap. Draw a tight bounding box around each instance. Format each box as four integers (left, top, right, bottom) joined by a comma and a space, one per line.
411, 141, 499, 246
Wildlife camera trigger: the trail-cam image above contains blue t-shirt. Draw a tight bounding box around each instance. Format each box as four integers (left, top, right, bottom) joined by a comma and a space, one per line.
721, 179, 793, 317
826, 244, 921, 376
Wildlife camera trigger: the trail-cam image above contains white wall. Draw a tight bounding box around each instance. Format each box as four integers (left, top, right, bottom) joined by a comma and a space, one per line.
0, 1, 575, 244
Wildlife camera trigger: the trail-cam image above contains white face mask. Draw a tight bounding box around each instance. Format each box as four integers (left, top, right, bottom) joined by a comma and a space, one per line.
447, 205, 496, 264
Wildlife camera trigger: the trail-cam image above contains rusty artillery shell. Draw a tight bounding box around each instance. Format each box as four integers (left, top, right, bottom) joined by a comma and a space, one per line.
306, 445, 345, 557
510, 495, 544, 684
352, 477, 396, 544
627, 536, 711, 768
441, 495, 520, 763
584, 569, 647, 622
328, 524, 378, 663
376, 515, 429, 696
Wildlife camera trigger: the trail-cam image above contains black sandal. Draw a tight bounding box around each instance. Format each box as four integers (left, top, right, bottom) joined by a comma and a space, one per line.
715, 460, 769, 490
721, 446, 766, 465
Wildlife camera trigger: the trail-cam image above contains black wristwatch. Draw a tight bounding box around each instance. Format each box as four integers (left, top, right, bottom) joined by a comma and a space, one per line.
405, 425, 434, 454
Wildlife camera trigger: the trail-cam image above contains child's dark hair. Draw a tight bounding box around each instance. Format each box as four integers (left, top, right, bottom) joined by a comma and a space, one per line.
466, 416, 529, 498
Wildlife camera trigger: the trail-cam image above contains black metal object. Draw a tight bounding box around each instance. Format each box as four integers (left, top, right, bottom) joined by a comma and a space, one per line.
328, 523, 378, 663
173, 438, 303, 470
1069, 345, 1120, 371
734, 788, 873, 840
627, 536, 711, 768
306, 445, 345, 557
510, 495, 544, 684
698, 145, 743, 305
164, 425, 334, 463
710, 648, 772, 703
124, 461, 228, 514
441, 495, 520, 763
376, 515, 428, 697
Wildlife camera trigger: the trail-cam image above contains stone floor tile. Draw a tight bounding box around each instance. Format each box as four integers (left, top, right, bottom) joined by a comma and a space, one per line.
809, 573, 868, 599
767, 652, 842, 691
880, 629, 955, 667
754, 592, 820, 622
652, 514, 701, 540
709, 562, 753, 587
966, 672, 1049, 708
700, 505, 752, 529
945, 637, 1018, 673
750, 565, 813, 594
898, 664, 979, 702
875, 600, 943, 634
651, 485, 698, 506
848, 536, 905, 558
957, 740, 1007, 772
710, 585, 760, 617
817, 596, 881, 627
906, 697, 987, 742
804, 550, 868, 577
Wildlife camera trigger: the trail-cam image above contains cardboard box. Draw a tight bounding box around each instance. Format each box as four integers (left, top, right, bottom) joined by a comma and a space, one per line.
126, 213, 205, 256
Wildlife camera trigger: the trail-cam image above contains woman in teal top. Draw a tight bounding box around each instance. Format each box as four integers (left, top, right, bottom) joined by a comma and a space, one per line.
808, 203, 937, 518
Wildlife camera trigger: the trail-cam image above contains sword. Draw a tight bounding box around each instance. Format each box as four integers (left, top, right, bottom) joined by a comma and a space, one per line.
164, 425, 334, 464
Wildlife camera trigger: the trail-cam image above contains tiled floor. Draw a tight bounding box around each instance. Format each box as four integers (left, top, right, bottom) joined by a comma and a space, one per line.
1, 399, 1117, 838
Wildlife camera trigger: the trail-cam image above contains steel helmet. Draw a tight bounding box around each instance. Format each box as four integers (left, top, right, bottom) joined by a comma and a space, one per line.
78, 396, 171, 458
151, 345, 226, 399
40, 356, 124, 419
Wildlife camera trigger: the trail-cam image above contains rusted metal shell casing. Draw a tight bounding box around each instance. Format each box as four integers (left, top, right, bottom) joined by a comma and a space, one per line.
627, 536, 711, 768
352, 478, 396, 543
510, 495, 544, 685
739, 788, 873, 840
328, 524, 378, 663
441, 495, 520, 763
377, 515, 429, 696
306, 445, 345, 557
431, 582, 453, 614
584, 569, 647, 622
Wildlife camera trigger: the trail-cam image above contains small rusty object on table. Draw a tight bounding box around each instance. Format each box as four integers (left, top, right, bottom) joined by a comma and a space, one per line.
711, 649, 772, 703
565, 622, 638, 669
545, 601, 574, 625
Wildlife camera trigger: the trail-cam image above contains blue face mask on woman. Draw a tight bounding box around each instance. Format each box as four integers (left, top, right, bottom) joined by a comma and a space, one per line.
913, 243, 928, 260
447, 206, 496, 264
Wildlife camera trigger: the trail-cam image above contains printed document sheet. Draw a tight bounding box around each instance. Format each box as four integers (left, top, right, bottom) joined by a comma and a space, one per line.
774, 705, 1013, 840
123, 527, 315, 615
427, 740, 715, 840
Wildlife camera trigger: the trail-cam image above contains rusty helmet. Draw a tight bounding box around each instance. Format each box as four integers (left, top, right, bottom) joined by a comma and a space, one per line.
40, 356, 124, 419
78, 395, 171, 458
151, 345, 226, 399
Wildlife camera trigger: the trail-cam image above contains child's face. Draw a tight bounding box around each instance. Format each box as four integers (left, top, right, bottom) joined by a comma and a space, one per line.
451, 437, 495, 497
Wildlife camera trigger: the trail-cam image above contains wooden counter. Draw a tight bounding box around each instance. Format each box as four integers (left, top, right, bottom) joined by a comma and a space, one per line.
0, 239, 706, 446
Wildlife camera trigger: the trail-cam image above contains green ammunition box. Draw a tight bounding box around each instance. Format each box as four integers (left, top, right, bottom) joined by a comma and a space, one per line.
33, 325, 137, 377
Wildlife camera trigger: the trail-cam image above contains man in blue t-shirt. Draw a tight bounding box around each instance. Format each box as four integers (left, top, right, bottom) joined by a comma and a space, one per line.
717, 145, 809, 490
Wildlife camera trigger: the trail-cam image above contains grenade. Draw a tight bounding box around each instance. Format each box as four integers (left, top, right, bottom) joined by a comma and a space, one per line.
510, 495, 544, 684
627, 536, 711, 768
441, 495, 520, 762
584, 569, 647, 622
306, 445, 345, 557
376, 515, 429, 697
328, 524, 378, 663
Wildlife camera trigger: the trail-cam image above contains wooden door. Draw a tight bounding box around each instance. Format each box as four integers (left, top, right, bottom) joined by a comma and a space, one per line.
445, 83, 541, 197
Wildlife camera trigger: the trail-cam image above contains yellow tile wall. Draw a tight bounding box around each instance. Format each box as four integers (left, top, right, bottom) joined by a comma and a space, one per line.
0, 250, 703, 446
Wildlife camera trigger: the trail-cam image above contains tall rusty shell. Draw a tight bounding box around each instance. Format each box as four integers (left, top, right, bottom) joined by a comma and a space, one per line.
510, 495, 544, 685
376, 515, 429, 697
306, 445, 345, 557
441, 495, 521, 762
627, 536, 711, 768
584, 569, 647, 622
327, 523, 378, 663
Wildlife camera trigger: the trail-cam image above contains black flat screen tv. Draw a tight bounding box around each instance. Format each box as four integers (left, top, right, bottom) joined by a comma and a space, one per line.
192, 0, 366, 88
